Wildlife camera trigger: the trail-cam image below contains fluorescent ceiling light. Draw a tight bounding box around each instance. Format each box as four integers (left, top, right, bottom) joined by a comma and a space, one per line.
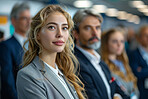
127, 15, 140, 24
136, 4, 147, 9
131, 1, 144, 7
144, 12, 148, 16
106, 8, 118, 17
134, 16, 140, 24
117, 11, 127, 20
93, 5, 107, 13
127, 13, 133, 18
138, 7, 148, 13
73, 0, 92, 8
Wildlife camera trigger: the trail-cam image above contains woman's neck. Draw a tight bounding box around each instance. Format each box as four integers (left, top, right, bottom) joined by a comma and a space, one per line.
39, 51, 57, 69
108, 54, 117, 61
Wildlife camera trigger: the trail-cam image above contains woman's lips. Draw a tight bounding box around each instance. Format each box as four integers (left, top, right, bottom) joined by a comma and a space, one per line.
53, 40, 64, 46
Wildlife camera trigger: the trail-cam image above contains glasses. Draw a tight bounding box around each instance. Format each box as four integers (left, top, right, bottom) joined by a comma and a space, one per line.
18, 17, 32, 21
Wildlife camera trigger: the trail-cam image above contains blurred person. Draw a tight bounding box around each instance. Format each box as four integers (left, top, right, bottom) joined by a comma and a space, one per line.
72, 9, 129, 99
0, 2, 31, 99
16, 5, 85, 99
0, 30, 4, 42
100, 28, 139, 99
126, 27, 138, 51
0, 30, 4, 98
128, 25, 148, 99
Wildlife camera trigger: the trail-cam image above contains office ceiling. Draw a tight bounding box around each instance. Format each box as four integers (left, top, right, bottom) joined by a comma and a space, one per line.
2, 0, 148, 17
56, 0, 148, 17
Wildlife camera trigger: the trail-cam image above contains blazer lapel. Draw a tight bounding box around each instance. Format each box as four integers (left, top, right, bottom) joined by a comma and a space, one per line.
32, 56, 71, 99
62, 76, 79, 99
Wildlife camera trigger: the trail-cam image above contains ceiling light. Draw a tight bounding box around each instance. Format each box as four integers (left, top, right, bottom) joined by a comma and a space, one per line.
143, 12, 148, 16
127, 13, 133, 18
73, 0, 92, 8
117, 11, 127, 20
93, 5, 107, 13
106, 8, 118, 17
127, 15, 140, 24
136, 4, 147, 9
131, 1, 144, 8
138, 7, 148, 13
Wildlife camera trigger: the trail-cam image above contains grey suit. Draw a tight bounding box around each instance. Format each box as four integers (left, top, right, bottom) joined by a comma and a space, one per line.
16, 56, 79, 99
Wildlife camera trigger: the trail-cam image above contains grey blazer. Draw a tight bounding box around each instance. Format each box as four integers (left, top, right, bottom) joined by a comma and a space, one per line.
16, 56, 79, 99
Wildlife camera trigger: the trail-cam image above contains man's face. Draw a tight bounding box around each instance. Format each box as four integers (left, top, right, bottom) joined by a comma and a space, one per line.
76, 16, 101, 49
13, 10, 31, 35
140, 27, 148, 48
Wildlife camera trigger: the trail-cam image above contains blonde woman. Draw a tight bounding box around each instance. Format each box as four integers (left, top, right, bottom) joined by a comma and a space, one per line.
101, 28, 139, 99
16, 5, 85, 99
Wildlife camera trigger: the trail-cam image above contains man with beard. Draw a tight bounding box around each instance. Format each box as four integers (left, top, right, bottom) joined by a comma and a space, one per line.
72, 9, 129, 99
0, 2, 31, 99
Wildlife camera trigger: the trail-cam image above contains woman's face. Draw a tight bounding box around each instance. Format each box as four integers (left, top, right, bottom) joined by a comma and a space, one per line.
108, 31, 125, 56
38, 12, 69, 54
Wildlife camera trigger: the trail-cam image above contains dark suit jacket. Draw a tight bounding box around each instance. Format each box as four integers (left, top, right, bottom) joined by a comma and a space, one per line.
0, 36, 24, 99
74, 47, 129, 99
128, 48, 148, 99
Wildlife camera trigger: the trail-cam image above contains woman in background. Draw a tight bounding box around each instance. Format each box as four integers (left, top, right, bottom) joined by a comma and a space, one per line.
16, 5, 85, 99
100, 28, 138, 99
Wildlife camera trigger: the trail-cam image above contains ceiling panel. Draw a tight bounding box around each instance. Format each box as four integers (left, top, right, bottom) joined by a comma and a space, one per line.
58, 0, 148, 17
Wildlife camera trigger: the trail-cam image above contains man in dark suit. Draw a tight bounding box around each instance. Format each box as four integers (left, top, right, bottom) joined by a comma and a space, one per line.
0, 2, 31, 99
72, 9, 129, 99
128, 25, 148, 99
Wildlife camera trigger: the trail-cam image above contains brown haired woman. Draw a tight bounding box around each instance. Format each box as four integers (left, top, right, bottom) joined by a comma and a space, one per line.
101, 28, 139, 99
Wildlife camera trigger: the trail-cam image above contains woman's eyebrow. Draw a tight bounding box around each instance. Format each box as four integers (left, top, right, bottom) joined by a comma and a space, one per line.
46, 22, 68, 26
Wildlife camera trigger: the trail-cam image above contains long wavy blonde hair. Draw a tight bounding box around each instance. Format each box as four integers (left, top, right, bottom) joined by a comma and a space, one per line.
23, 5, 85, 99
100, 28, 137, 89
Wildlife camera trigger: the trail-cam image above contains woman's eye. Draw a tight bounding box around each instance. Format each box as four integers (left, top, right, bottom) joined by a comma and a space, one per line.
48, 26, 55, 30
63, 27, 68, 30
112, 40, 118, 43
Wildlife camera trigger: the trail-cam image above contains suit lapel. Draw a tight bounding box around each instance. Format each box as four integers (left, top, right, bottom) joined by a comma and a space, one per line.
87, 61, 109, 96
137, 48, 148, 67
99, 62, 111, 82
12, 36, 24, 66
32, 56, 72, 99
74, 47, 108, 97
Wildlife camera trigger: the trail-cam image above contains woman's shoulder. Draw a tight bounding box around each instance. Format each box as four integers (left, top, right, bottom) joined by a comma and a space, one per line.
17, 62, 43, 80
16, 62, 45, 93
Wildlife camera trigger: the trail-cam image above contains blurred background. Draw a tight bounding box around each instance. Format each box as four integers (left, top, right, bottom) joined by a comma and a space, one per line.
0, 0, 148, 39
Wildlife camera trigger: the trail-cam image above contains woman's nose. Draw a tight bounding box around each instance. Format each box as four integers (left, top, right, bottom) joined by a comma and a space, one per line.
56, 28, 63, 38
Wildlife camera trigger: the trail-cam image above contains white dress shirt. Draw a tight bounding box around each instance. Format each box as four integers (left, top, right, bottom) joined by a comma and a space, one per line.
14, 33, 27, 47
77, 46, 112, 99
138, 45, 148, 65
44, 62, 74, 99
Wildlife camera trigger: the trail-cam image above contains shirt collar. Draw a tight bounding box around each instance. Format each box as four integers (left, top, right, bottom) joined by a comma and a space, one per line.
14, 32, 27, 47
138, 45, 148, 65
76, 45, 101, 64
138, 44, 148, 55
44, 61, 63, 76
